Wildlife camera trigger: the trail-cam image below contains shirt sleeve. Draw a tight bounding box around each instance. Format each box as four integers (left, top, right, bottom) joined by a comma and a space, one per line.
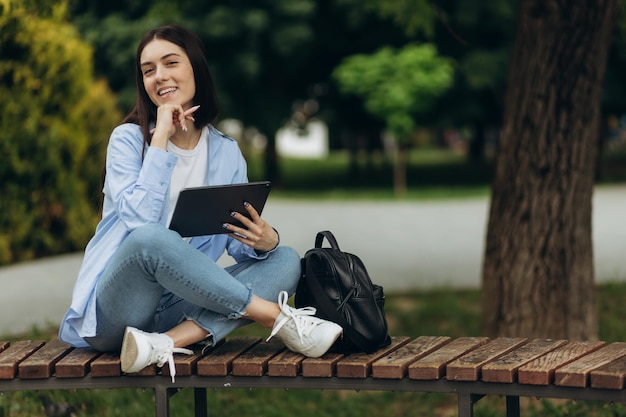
103, 124, 178, 231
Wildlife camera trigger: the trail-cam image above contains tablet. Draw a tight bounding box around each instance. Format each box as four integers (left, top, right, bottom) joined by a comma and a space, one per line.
168, 181, 272, 237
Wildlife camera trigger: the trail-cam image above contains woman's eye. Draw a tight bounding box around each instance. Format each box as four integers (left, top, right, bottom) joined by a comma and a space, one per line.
143, 68, 154, 75
167, 61, 178, 66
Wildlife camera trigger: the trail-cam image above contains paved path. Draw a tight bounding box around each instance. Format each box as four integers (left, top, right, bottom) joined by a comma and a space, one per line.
2, 184, 626, 335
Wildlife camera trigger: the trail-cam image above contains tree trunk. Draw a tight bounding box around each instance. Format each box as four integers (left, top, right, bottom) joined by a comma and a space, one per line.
481, 0, 620, 340
393, 143, 408, 198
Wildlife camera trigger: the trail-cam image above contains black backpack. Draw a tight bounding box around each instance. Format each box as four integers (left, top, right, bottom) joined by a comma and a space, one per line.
295, 231, 391, 354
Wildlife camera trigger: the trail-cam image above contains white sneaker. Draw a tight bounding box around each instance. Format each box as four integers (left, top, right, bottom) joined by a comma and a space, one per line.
267, 291, 343, 358
120, 326, 193, 382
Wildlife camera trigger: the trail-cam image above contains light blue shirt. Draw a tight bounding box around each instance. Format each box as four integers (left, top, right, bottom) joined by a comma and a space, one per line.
59, 123, 267, 347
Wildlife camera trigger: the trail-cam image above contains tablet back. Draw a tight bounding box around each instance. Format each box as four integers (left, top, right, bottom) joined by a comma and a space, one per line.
169, 181, 271, 237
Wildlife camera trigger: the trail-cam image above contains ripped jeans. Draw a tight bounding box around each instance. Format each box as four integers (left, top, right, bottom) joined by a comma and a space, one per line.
85, 224, 301, 352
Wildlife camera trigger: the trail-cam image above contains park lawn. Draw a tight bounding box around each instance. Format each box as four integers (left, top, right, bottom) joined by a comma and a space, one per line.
2, 283, 626, 416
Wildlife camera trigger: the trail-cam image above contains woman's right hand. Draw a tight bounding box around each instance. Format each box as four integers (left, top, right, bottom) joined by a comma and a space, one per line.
150, 104, 199, 149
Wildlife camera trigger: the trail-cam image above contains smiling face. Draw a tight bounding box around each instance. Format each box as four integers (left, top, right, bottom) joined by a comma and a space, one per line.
140, 38, 196, 110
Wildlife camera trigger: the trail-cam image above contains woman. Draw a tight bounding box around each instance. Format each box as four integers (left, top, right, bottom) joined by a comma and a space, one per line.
59, 25, 342, 380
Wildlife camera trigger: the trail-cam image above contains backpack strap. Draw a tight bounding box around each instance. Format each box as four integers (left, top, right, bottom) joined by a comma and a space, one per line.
315, 231, 341, 250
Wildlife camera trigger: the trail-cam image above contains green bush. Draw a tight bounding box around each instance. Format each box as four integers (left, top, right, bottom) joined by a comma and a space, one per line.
0, 0, 121, 265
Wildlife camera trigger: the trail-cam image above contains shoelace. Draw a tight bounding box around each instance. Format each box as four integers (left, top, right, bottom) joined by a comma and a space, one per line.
155, 346, 194, 383
267, 291, 318, 343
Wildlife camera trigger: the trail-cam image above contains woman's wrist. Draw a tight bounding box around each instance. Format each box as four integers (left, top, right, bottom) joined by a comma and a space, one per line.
255, 227, 280, 255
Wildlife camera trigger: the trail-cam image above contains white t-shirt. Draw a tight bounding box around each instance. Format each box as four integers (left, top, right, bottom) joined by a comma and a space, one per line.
166, 127, 208, 227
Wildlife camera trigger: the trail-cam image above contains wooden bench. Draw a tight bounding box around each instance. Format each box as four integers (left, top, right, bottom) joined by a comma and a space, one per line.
2, 335, 626, 417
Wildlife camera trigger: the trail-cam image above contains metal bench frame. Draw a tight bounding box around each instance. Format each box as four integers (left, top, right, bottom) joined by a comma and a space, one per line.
2, 373, 626, 417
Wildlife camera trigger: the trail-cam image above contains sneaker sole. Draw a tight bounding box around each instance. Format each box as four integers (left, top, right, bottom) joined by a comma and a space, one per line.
120, 328, 139, 373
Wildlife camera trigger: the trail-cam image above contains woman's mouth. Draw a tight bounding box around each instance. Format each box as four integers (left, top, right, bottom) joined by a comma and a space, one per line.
158, 87, 177, 96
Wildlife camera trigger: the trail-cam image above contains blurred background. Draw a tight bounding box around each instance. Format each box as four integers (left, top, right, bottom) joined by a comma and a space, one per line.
1, 0, 626, 271
3, 3, 626, 413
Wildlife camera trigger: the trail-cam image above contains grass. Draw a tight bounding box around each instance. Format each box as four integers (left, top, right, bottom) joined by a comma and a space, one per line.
3, 283, 626, 417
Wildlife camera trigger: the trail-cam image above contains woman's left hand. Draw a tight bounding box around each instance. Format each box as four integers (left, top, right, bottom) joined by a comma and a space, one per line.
223, 202, 279, 252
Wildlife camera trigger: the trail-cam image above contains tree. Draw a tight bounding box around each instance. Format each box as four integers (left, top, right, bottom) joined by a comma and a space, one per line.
350, 0, 517, 167
333, 43, 454, 197
0, 0, 120, 264
481, 0, 621, 340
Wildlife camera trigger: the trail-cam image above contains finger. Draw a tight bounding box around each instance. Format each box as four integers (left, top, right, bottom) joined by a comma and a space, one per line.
226, 230, 257, 248
242, 201, 261, 221
229, 210, 257, 231
175, 109, 188, 132
222, 221, 259, 243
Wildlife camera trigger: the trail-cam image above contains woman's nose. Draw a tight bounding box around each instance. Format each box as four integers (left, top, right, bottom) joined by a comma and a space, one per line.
155, 65, 169, 81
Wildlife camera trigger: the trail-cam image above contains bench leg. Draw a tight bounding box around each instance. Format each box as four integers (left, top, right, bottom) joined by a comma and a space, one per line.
154, 386, 172, 417
194, 387, 208, 417
506, 396, 520, 417
457, 393, 483, 417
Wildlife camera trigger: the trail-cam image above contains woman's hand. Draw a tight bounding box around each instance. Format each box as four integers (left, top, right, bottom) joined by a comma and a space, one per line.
150, 104, 199, 149
223, 202, 279, 252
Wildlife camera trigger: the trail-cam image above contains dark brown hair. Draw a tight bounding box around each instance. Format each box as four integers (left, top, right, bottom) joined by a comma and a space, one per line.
123, 25, 219, 146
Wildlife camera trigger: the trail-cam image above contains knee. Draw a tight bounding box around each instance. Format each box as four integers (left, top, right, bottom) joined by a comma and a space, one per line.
125, 224, 175, 253
274, 245, 300, 264
272, 246, 302, 279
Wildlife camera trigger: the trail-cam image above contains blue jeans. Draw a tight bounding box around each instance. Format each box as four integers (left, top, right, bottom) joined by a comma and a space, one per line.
85, 224, 301, 352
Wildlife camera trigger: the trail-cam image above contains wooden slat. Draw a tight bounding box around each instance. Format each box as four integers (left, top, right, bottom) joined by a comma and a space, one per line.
409, 337, 489, 380
92, 353, 158, 377
0, 340, 45, 380
372, 336, 451, 379
162, 350, 203, 377
301, 352, 345, 377
591, 355, 626, 389
518, 340, 605, 385
555, 342, 626, 388
446, 337, 527, 381
336, 337, 411, 379
55, 348, 102, 378
232, 339, 284, 377
197, 337, 261, 376
268, 350, 306, 377
90, 353, 122, 377
481, 339, 567, 383
0, 341, 9, 353
18, 340, 73, 379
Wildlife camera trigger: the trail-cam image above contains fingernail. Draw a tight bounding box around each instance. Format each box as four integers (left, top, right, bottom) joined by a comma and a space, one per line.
222, 223, 229, 229
230, 212, 236, 217
243, 201, 250, 207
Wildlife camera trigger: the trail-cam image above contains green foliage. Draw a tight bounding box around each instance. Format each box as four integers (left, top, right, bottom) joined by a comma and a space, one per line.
360, 0, 437, 37
0, 0, 120, 265
333, 43, 454, 141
